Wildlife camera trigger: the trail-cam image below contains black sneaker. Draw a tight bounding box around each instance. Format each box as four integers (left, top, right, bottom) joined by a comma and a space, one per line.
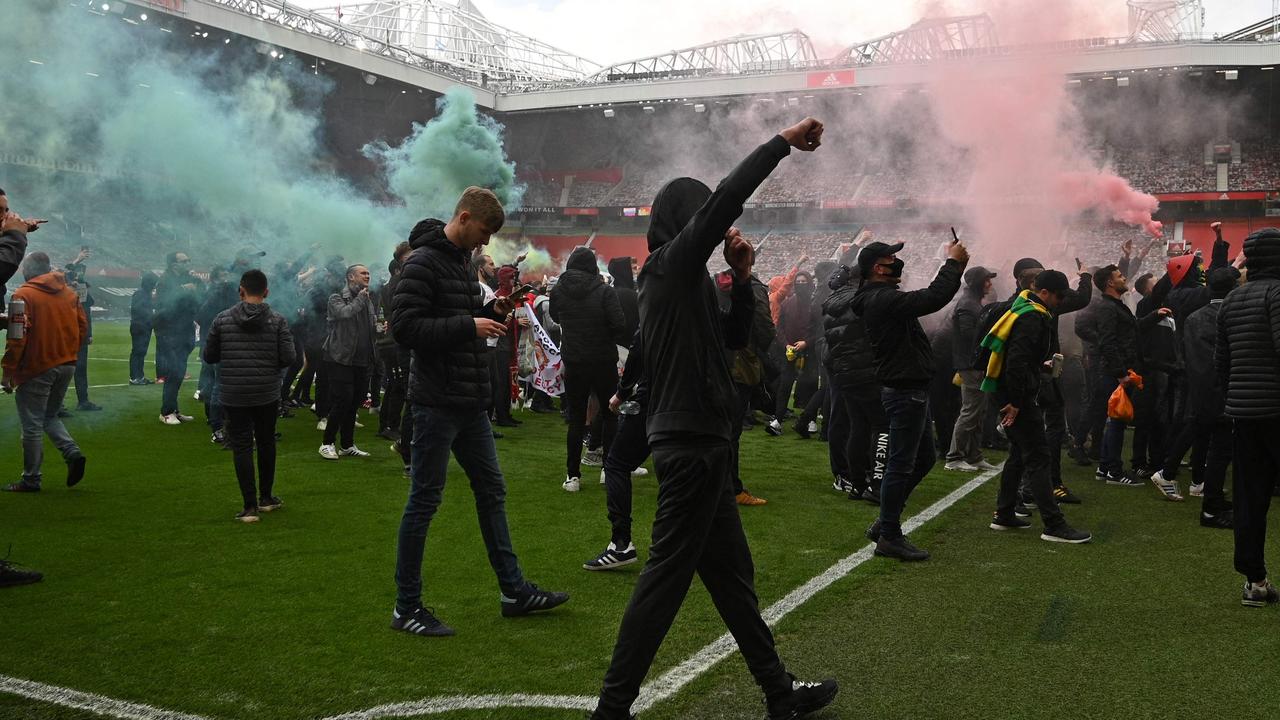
832, 475, 854, 494
500, 582, 569, 617
390, 606, 456, 636
1014, 503, 1033, 518
0, 548, 43, 588
211, 429, 227, 445
1243, 579, 1280, 608
764, 419, 783, 437
1094, 468, 1109, 480
235, 508, 259, 524
860, 485, 881, 505
77, 401, 102, 412
258, 496, 283, 512
874, 535, 930, 561
990, 514, 1031, 531
1103, 472, 1142, 487
1201, 511, 1234, 530
377, 428, 401, 442
66, 456, 86, 488
864, 519, 881, 543
792, 420, 812, 439
1041, 524, 1092, 544
583, 542, 638, 571
1052, 484, 1082, 504
766, 674, 839, 720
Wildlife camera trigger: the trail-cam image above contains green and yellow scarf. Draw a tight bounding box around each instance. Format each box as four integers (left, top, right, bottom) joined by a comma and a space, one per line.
979, 290, 1051, 393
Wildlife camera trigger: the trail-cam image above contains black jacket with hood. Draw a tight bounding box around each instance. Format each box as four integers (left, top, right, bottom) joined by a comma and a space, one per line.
849, 260, 964, 390
639, 135, 790, 443
1216, 230, 1280, 419
202, 301, 296, 408
391, 219, 507, 411
549, 246, 628, 365
607, 256, 640, 341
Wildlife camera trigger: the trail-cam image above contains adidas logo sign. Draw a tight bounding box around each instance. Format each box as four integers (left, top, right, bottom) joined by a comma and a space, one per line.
821, 73, 841, 86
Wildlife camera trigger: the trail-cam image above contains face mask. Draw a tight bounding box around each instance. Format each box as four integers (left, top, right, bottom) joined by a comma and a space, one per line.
885, 259, 905, 279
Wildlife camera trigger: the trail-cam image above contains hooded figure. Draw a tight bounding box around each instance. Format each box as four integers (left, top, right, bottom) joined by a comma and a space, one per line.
549, 247, 628, 365
594, 127, 838, 720
607, 256, 639, 340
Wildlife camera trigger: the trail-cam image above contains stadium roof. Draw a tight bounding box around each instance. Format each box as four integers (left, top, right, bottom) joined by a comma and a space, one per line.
129, 0, 1280, 111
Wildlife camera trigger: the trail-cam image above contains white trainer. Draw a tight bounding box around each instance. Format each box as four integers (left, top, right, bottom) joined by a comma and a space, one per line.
944, 460, 980, 472
631, 467, 648, 477
340, 446, 371, 458
159, 414, 181, 426
316, 418, 328, 431
563, 476, 581, 492
319, 444, 339, 460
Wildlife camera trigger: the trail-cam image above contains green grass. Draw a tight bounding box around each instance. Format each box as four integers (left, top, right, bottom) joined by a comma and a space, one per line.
2, 321, 1279, 720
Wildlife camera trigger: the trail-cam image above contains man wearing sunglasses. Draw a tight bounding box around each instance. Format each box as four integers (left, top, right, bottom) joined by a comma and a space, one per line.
851, 238, 968, 562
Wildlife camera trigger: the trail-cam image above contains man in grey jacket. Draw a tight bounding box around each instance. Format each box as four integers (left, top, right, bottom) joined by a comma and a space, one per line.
319, 265, 377, 460
203, 270, 296, 523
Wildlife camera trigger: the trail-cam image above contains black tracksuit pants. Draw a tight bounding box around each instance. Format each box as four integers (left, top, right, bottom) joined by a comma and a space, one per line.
323, 361, 368, 449
1233, 418, 1280, 584
997, 404, 1065, 529
603, 409, 651, 548
827, 383, 887, 490
563, 359, 617, 479
1163, 416, 1231, 514
595, 439, 790, 718
224, 402, 278, 509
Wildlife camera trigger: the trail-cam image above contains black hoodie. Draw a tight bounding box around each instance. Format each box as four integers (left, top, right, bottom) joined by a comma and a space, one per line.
639, 135, 791, 443
391, 218, 507, 410
607, 256, 639, 340
549, 246, 628, 364
203, 301, 295, 408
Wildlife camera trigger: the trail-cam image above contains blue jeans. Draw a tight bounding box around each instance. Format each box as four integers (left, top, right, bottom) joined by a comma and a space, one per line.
394, 404, 524, 610
879, 387, 936, 540
1099, 417, 1128, 475
15, 364, 82, 488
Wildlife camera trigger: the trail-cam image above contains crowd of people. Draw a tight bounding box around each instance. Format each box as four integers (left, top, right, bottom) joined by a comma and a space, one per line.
7, 112, 1280, 719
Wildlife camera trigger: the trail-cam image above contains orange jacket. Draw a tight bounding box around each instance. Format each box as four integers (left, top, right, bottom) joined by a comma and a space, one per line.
768, 265, 799, 326
2, 272, 87, 386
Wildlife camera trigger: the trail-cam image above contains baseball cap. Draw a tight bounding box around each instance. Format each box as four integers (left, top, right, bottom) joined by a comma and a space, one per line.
856, 241, 905, 277
1012, 257, 1044, 277
963, 266, 997, 289
1033, 269, 1070, 295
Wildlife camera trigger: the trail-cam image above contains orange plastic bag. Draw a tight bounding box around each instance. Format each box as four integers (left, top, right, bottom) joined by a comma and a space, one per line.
1107, 369, 1144, 422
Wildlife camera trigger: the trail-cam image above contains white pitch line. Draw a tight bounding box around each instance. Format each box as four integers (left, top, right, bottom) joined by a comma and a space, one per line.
631, 465, 999, 713
321, 693, 598, 720
0, 675, 211, 720
0, 468, 999, 720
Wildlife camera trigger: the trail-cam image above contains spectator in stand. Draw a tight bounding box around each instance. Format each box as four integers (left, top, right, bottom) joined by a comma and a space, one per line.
945, 266, 997, 471
2, 252, 88, 493
154, 252, 203, 426
128, 272, 158, 385
550, 246, 628, 492
63, 247, 99, 412
1217, 228, 1280, 607
202, 269, 295, 523
318, 264, 377, 461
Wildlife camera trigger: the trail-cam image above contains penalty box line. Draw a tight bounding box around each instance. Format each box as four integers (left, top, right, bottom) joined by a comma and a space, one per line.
0, 467, 1001, 720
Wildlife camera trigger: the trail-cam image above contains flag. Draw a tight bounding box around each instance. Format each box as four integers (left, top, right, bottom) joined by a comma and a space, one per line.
524, 304, 564, 397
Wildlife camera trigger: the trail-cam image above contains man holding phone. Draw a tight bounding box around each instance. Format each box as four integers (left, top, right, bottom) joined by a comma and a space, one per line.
986, 270, 1091, 543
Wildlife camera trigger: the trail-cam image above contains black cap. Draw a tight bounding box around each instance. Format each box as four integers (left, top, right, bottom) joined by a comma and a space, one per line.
1012, 257, 1044, 277
1208, 266, 1240, 298
856, 241, 905, 277
963, 266, 997, 289
1033, 269, 1070, 295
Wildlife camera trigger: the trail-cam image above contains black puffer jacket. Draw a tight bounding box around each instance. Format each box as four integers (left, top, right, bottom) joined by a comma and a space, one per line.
1216, 275, 1280, 419
391, 219, 505, 411
202, 302, 296, 408
153, 270, 202, 342
849, 259, 964, 390
549, 247, 627, 365
823, 282, 877, 389
1093, 294, 1161, 379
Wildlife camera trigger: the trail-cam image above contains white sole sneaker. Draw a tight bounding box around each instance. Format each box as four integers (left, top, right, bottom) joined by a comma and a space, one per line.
944, 462, 979, 472
563, 477, 581, 492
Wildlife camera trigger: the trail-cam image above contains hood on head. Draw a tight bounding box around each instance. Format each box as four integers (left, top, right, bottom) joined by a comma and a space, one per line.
408, 218, 447, 249
607, 256, 635, 290
566, 246, 598, 274
1244, 228, 1280, 276
647, 177, 712, 252
497, 265, 518, 295
230, 301, 270, 330
26, 271, 68, 294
